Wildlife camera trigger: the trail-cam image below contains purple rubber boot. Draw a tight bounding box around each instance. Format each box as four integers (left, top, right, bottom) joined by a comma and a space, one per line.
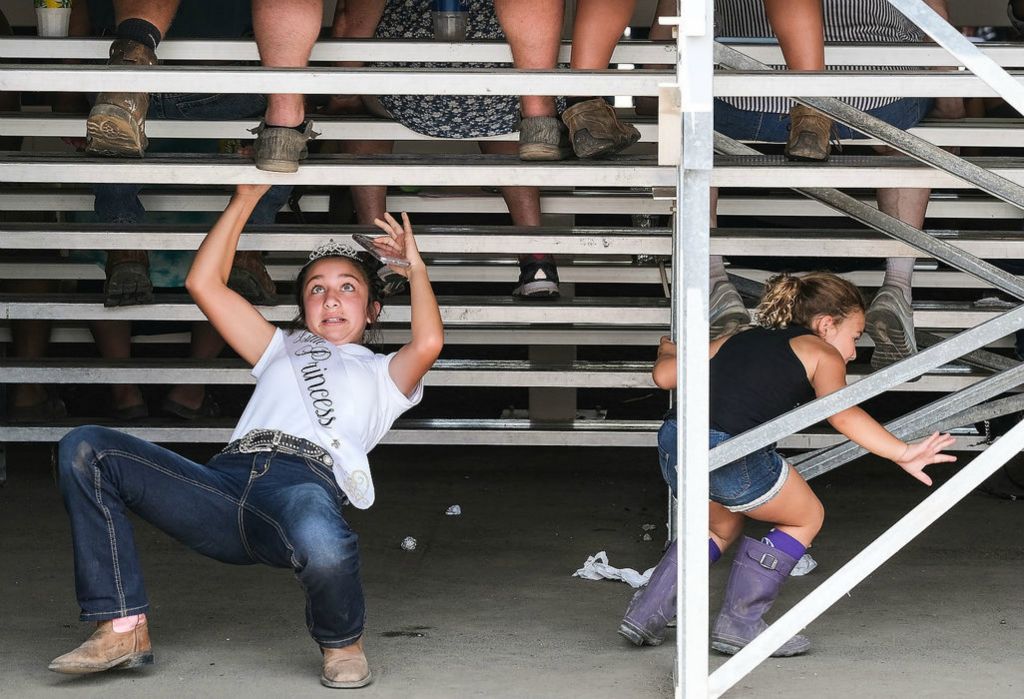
618, 541, 677, 646
710, 536, 811, 657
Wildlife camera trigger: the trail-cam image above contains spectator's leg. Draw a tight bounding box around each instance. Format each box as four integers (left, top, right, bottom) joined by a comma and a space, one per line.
866, 177, 929, 370
560, 0, 640, 158
708, 187, 750, 338
95, 185, 154, 307
89, 320, 147, 420
480, 140, 559, 297
634, 0, 675, 116
343, 139, 396, 224
161, 323, 226, 420
494, 0, 571, 160
325, 0, 387, 114
251, 0, 322, 172
6, 280, 66, 421
762, 0, 832, 161
85, 0, 179, 157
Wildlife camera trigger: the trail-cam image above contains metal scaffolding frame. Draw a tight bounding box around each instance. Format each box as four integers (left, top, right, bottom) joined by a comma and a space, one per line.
670, 1, 1024, 696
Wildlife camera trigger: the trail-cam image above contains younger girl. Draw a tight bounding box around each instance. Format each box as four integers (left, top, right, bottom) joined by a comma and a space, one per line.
49, 184, 443, 688
619, 272, 954, 654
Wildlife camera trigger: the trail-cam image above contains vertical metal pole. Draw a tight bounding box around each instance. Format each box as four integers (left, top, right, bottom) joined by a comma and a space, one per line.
675, 0, 713, 696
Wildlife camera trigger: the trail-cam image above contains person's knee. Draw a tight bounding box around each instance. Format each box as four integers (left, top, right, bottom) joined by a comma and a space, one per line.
58, 425, 110, 479
291, 494, 360, 577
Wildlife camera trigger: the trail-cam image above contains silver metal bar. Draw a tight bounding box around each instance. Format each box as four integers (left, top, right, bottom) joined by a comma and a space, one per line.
0, 224, 672, 255
791, 362, 1024, 481
886, 0, 1024, 115
0, 153, 674, 188
674, 0, 713, 693
709, 304, 1024, 470
720, 41, 1024, 68
0, 37, 671, 64
713, 71, 1024, 98
0, 296, 669, 325
915, 329, 1019, 374
714, 42, 1024, 211
933, 393, 1024, 434
708, 418, 1024, 697
0, 359, 656, 388
717, 194, 1024, 221
715, 135, 1024, 301
0, 64, 666, 96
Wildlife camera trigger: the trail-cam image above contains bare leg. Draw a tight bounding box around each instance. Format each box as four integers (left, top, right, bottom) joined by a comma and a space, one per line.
494, 0, 562, 118
762, 0, 825, 71
875, 158, 929, 302
343, 139, 396, 224
479, 140, 542, 227
740, 465, 825, 547
709, 501, 745, 553
89, 320, 145, 414
253, 0, 324, 127
164, 322, 225, 411
569, 0, 637, 69
112, 0, 180, 34
326, 0, 387, 113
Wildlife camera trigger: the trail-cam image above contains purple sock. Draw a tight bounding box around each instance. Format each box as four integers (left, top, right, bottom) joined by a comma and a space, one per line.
709, 539, 721, 564
762, 529, 806, 561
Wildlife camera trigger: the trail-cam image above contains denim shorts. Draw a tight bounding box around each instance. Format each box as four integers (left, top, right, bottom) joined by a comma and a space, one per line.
708, 429, 789, 512
714, 96, 934, 143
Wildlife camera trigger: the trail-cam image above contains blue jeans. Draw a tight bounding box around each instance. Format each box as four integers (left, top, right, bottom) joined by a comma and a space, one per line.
94, 92, 291, 225
658, 418, 678, 497
714, 96, 934, 142
57, 425, 364, 648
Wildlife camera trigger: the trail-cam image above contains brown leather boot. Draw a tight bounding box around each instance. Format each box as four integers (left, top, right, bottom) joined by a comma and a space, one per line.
229, 250, 277, 305
561, 98, 640, 159
784, 105, 833, 162
49, 619, 154, 674
320, 638, 372, 688
104, 249, 153, 307
86, 39, 157, 157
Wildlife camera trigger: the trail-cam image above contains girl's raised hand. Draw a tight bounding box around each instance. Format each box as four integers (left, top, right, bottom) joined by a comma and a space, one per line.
372, 212, 423, 278
894, 431, 957, 486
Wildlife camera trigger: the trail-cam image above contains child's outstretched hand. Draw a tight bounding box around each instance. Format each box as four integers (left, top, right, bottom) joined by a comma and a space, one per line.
372, 212, 423, 278
894, 432, 957, 486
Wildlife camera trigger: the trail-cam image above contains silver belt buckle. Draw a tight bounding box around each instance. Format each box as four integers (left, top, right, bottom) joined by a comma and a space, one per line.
238, 431, 261, 453
271, 431, 283, 449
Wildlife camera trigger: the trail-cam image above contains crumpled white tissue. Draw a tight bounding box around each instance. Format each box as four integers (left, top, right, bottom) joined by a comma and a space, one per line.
573, 551, 655, 589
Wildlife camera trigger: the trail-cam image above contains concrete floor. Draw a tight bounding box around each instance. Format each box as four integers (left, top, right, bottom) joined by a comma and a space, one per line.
1, 443, 1022, 698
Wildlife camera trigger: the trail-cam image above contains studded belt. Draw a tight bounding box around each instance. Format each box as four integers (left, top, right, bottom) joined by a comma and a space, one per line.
222, 429, 334, 468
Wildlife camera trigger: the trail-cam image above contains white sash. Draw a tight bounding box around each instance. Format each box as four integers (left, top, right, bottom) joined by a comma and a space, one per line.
284, 330, 376, 509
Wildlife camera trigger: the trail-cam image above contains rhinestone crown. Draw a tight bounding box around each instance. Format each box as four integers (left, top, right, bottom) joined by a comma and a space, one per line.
308, 239, 360, 263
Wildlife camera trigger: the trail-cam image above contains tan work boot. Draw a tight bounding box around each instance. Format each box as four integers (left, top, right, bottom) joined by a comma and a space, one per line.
86, 39, 157, 157
229, 250, 277, 305
104, 249, 153, 307
251, 120, 319, 173
561, 98, 640, 159
320, 638, 372, 689
49, 619, 154, 674
784, 105, 833, 162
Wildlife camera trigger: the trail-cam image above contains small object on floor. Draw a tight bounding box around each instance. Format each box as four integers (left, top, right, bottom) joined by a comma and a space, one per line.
161, 393, 221, 421
790, 553, 818, 577
251, 120, 319, 173
517, 116, 573, 161
641, 523, 657, 531
573, 551, 653, 589
865, 284, 917, 371
784, 105, 833, 162
401, 536, 417, 551
642, 533, 652, 541
561, 98, 640, 159
709, 280, 751, 340
513, 258, 560, 298
445, 505, 462, 516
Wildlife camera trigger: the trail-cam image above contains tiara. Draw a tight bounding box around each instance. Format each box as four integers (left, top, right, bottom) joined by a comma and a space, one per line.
308, 239, 360, 263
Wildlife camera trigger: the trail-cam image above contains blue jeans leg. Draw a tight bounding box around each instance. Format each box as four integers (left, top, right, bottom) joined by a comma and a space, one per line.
658, 418, 678, 498
57, 425, 254, 621
243, 456, 364, 647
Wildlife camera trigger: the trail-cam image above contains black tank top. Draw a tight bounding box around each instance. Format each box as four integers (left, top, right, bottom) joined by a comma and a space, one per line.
710, 325, 817, 435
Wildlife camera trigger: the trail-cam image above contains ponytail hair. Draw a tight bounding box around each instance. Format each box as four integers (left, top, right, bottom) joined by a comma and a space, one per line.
756, 271, 865, 330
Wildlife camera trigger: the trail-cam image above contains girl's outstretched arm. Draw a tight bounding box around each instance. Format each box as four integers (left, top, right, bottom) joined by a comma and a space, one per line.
185, 184, 276, 366
371, 212, 443, 397
813, 349, 955, 486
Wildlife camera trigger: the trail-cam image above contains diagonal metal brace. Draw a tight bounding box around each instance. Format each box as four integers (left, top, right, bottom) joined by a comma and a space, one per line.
791, 361, 1024, 480
714, 132, 1024, 301
714, 41, 1024, 211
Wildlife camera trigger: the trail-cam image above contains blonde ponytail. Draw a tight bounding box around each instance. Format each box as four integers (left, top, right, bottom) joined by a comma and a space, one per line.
755, 271, 865, 329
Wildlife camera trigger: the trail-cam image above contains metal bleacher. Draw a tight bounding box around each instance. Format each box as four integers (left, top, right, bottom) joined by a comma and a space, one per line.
4, 26, 1024, 477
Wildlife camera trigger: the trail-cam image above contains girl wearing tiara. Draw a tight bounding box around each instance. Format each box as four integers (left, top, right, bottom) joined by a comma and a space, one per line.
49, 184, 443, 688
619, 272, 955, 656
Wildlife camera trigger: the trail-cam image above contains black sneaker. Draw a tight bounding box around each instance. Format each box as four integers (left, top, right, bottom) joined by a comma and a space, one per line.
513, 258, 560, 298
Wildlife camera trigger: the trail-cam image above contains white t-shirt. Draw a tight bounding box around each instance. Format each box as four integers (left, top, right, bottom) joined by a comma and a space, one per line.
230, 329, 423, 453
